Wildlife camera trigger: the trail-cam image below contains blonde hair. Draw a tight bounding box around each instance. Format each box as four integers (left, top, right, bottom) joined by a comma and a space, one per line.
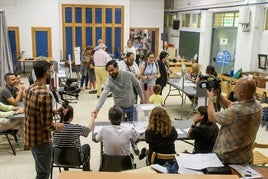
147, 107, 173, 137
191, 63, 200, 73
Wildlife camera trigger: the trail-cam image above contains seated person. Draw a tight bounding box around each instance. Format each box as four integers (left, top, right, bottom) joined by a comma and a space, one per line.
139, 106, 178, 165
94, 105, 139, 157
0, 73, 25, 106
187, 106, 219, 153
53, 102, 96, 171
149, 84, 163, 105
0, 102, 24, 137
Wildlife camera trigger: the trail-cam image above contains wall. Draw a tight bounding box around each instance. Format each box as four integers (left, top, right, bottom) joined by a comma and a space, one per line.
0, 0, 164, 61
168, 0, 268, 74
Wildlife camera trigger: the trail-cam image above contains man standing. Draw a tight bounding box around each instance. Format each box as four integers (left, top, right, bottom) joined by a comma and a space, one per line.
118, 52, 140, 78
24, 60, 64, 179
92, 60, 143, 121
93, 44, 111, 98
0, 73, 24, 106
207, 77, 262, 164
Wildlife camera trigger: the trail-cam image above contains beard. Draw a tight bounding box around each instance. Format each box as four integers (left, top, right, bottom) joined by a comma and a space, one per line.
110, 72, 118, 79
46, 75, 51, 84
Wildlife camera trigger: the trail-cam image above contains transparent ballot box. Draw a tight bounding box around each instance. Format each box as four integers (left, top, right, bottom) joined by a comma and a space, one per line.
133, 104, 160, 121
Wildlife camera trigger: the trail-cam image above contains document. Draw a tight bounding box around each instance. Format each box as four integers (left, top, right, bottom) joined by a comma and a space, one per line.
176, 128, 184, 134
176, 153, 224, 172
229, 165, 263, 179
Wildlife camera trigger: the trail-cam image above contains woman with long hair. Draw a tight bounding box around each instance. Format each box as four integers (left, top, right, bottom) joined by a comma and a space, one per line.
139, 107, 177, 165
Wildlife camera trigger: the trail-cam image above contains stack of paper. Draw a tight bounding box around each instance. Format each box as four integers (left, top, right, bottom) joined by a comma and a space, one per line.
176, 153, 224, 174
229, 165, 263, 179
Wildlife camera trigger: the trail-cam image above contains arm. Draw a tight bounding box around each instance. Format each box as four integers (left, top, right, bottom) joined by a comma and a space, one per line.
94, 81, 111, 116
6, 86, 24, 106
132, 75, 144, 100
88, 112, 97, 131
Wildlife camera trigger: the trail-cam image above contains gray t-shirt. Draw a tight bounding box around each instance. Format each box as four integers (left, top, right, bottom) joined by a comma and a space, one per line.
95, 125, 139, 155
0, 85, 17, 105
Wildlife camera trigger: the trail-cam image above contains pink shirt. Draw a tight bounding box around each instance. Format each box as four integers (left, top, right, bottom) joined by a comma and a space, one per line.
93, 49, 110, 66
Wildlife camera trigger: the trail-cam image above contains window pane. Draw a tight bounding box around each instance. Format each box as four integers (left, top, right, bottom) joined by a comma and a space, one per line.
75, 7, 82, 23
95, 8, 102, 23
223, 13, 234, 27
86, 8, 92, 23
265, 9, 268, 30
65, 7, 72, 23
106, 8, 112, 23
115, 8, 121, 24
214, 13, 223, 27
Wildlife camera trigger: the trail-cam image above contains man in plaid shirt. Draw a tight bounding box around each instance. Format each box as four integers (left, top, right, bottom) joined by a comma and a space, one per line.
24, 60, 64, 179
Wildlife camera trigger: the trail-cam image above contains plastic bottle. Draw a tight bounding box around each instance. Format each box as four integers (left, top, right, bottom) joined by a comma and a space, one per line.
230, 67, 234, 77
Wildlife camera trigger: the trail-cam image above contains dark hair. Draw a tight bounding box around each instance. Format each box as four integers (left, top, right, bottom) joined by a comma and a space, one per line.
159, 51, 169, 61
108, 105, 123, 125
147, 52, 154, 59
153, 84, 162, 95
126, 52, 134, 58
4, 73, 14, 81
197, 106, 213, 125
206, 65, 217, 77
34, 60, 52, 79
60, 105, 74, 123
105, 60, 118, 70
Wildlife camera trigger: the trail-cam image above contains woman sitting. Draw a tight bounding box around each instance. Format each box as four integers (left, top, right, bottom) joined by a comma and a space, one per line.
139, 106, 177, 165
187, 106, 219, 153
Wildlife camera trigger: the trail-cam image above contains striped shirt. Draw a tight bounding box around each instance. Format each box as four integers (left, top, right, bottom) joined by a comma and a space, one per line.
24, 81, 55, 147
53, 123, 90, 161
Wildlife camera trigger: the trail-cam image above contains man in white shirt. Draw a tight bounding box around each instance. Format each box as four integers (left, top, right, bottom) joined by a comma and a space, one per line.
124, 40, 136, 60
118, 52, 140, 78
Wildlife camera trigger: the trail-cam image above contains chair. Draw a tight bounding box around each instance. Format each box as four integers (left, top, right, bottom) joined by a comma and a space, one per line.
99, 153, 135, 172
252, 142, 268, 166
50, 147, 89, 179
0, 130, 18, 155
150, 151, 176, 165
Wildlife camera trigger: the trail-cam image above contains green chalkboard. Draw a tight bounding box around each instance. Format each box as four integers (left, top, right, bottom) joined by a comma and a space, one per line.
179, 31, 200, 60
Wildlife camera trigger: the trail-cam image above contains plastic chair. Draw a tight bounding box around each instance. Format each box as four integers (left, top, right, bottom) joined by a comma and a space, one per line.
252, 142, 268, 166
150, 151, 176, 165
99, 153, 135, 172
0, 130, 18, 155
50, 147, 89, 179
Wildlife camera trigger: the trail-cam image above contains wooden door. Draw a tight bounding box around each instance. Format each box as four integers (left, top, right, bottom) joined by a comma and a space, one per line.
32, 27, 52, 57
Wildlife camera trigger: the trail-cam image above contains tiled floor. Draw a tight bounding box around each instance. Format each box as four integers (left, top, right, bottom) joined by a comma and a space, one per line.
0, 74, 267, 179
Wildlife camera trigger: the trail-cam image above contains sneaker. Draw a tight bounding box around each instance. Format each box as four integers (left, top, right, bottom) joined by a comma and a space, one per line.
139, 147, 147, 160
131, 142, 139, 155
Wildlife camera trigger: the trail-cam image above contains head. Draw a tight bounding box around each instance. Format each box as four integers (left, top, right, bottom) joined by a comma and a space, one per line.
195, 106, 209, 124
4, 73, 16, 87
97, 39, 103, 45
147, 107, 173, 137
153, 84, 162, 95
127, 40, 133, 48
84, 46, 93, 56
126, 52, 135, 65
33, 60, 52, 83
159, 51, 169, 62
106, 60, 119, 79
206, 65, 217, 77
108, 105, 123, 125
99, 43, 107, 50
191, 63, 200, 74
234, 77, 256, 101
147, 52, 155, 63
60, 104, 74, 123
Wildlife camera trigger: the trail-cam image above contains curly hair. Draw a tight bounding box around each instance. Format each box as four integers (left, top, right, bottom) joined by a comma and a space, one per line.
147, 107, 173, 137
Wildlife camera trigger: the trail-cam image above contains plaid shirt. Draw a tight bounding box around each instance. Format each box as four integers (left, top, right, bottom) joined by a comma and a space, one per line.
24, 81, 55, 147
213, 98, 262, 164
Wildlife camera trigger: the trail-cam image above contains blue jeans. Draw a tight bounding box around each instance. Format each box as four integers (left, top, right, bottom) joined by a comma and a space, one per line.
80, 74, 88, 88
31, 142, 53, 179
121, 106, 135, 121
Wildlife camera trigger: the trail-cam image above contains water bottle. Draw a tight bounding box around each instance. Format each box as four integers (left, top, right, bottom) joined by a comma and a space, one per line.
230, 67, 234, 77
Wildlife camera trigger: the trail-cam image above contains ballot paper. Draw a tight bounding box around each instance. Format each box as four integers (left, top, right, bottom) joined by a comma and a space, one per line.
229, 165, 263, 179
176, 153, 224, 174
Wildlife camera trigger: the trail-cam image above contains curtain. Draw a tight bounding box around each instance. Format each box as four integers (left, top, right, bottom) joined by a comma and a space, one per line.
0, 10, 13, 86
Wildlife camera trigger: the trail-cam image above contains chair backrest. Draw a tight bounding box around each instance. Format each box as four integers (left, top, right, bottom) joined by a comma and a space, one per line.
53, 147, 82, 167
150, 151, 176, 165
99, 154, 134, 172
253, 142, 268, 166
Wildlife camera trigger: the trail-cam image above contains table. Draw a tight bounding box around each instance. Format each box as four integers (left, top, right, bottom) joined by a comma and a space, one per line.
58, 171, 239, 179
92, 120, 193, 154
164, 78, 197, 119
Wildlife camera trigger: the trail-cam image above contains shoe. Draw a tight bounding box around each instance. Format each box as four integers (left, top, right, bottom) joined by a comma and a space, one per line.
97, 95, 100, 98
85, 87, 89, 90
93, 90, 97, 94
89, 90, 93, 94
139, 147, 147, 160
131, 142, 139, 155
107, 93, 112, 98
80, 87, 85, 91
24, 145, 30, 151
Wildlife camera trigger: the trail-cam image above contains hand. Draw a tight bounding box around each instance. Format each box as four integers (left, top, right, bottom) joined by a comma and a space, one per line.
91, 110, 98, 118
16, 107, 24, 114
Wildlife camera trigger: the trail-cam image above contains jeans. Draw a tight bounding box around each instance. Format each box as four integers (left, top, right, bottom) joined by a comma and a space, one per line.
31, 142, 52, 179
121, 106, 135, 121
80, 74, 88, 88
81, 144, 90, 171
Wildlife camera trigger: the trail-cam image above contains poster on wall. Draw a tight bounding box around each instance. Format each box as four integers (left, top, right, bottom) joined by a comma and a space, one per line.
74, 47, 81, 65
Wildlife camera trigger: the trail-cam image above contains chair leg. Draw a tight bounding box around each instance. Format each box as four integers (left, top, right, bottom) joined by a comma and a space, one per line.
5, 133, 16, 156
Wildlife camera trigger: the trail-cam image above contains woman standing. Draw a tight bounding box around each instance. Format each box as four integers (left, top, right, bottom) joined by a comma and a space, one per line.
156, 51, 170, 95
139, 52, 160, 104
80, 46, 92, 90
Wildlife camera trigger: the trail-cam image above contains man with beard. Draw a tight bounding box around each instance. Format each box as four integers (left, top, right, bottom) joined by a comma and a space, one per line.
92, 60, 143, 122
24, 60, 64, 179
0, 73, 25, 106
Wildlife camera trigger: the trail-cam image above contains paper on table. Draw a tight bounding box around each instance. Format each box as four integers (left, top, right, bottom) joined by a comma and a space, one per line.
93, 126, 103, 134
229, 165, 263, 179
176, 153, 224, 170
138, 104, 157, 111
133, 121, 148, 134
176, 128, 184, 134
176, 155, 204, 174
183, 127, 190, 133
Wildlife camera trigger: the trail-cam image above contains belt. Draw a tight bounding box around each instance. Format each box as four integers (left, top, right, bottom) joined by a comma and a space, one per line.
95, 66, 106, 67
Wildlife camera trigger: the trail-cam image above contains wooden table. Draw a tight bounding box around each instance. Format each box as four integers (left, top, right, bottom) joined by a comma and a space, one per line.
58, 171, 239, 179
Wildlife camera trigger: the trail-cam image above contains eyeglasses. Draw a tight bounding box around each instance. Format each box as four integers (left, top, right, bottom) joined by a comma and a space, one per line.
149, 56, 155, 59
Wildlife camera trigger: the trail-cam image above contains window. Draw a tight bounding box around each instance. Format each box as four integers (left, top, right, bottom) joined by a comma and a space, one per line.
181, 13, 201, 28
265, 9, 268, 30
213, 12, 239, 27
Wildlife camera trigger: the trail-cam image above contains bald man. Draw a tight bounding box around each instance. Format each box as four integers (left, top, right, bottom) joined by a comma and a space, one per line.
207, 77, 262, 164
